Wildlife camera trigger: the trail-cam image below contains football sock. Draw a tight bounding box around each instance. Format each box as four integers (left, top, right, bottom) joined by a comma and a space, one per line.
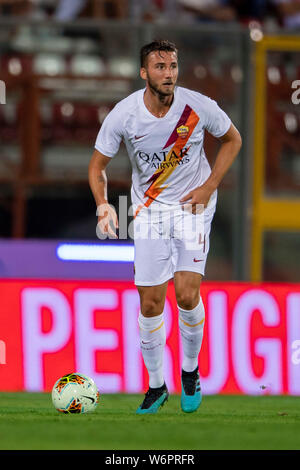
138, 311, 166, 389
178, 298, 205, 372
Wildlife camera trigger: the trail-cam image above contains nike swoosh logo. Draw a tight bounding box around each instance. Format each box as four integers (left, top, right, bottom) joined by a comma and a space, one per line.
193, 258, 204, 262
135, 134, 147, 140
81, 395, 95, 403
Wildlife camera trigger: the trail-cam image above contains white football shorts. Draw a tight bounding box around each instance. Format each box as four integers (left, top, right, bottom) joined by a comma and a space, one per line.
133, 192, 217, 286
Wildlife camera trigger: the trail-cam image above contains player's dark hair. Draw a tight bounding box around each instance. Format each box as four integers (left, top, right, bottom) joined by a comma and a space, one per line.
140, 39, 178, 68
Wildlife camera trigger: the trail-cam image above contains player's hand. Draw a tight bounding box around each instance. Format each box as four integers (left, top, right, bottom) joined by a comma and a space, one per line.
179, 184, 213, 214
96, 202, 119, 239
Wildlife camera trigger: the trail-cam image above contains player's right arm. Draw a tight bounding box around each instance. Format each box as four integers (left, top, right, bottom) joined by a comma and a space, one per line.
88, 149, 119, 239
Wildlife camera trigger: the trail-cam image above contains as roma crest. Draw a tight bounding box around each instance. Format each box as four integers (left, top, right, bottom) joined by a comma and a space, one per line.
176, 125, 189, 139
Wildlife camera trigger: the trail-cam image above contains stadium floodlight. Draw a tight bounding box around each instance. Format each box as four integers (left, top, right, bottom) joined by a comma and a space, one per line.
56, 243, 134, 262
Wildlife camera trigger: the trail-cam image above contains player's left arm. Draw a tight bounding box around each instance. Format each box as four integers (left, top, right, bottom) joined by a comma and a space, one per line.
180, 123, 242, 208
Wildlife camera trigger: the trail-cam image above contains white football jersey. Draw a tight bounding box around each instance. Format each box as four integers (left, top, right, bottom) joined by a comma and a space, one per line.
95, 86, 231, 212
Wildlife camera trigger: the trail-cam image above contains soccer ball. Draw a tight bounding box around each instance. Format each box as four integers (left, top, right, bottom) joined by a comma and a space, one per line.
51, 373, 100, 414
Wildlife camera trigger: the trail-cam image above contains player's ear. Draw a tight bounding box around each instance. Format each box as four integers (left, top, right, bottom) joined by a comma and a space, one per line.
140, 67, 147, 81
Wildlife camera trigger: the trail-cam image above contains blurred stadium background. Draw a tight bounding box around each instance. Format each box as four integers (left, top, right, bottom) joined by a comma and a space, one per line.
0, 0, 299, 398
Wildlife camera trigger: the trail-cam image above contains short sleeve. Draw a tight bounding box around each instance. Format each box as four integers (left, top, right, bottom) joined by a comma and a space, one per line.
202, 96, 231, 138
95, 104, 124, 158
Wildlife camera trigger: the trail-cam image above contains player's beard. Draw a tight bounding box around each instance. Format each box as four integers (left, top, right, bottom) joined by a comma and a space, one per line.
147, 75, 175, 99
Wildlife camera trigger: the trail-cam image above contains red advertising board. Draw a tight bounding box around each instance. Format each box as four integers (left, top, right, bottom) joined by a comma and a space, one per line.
0, 279, 300, 395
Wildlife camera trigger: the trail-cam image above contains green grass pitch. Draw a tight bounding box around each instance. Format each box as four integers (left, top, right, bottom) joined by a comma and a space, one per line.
0, 392, 299, 450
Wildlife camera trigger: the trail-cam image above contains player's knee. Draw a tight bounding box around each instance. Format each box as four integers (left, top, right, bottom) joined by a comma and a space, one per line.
176, 291, 199, 311
141, 298, 164, 317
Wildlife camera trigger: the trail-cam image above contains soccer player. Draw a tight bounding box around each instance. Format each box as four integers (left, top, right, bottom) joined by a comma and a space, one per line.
89, 39, 242, 414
